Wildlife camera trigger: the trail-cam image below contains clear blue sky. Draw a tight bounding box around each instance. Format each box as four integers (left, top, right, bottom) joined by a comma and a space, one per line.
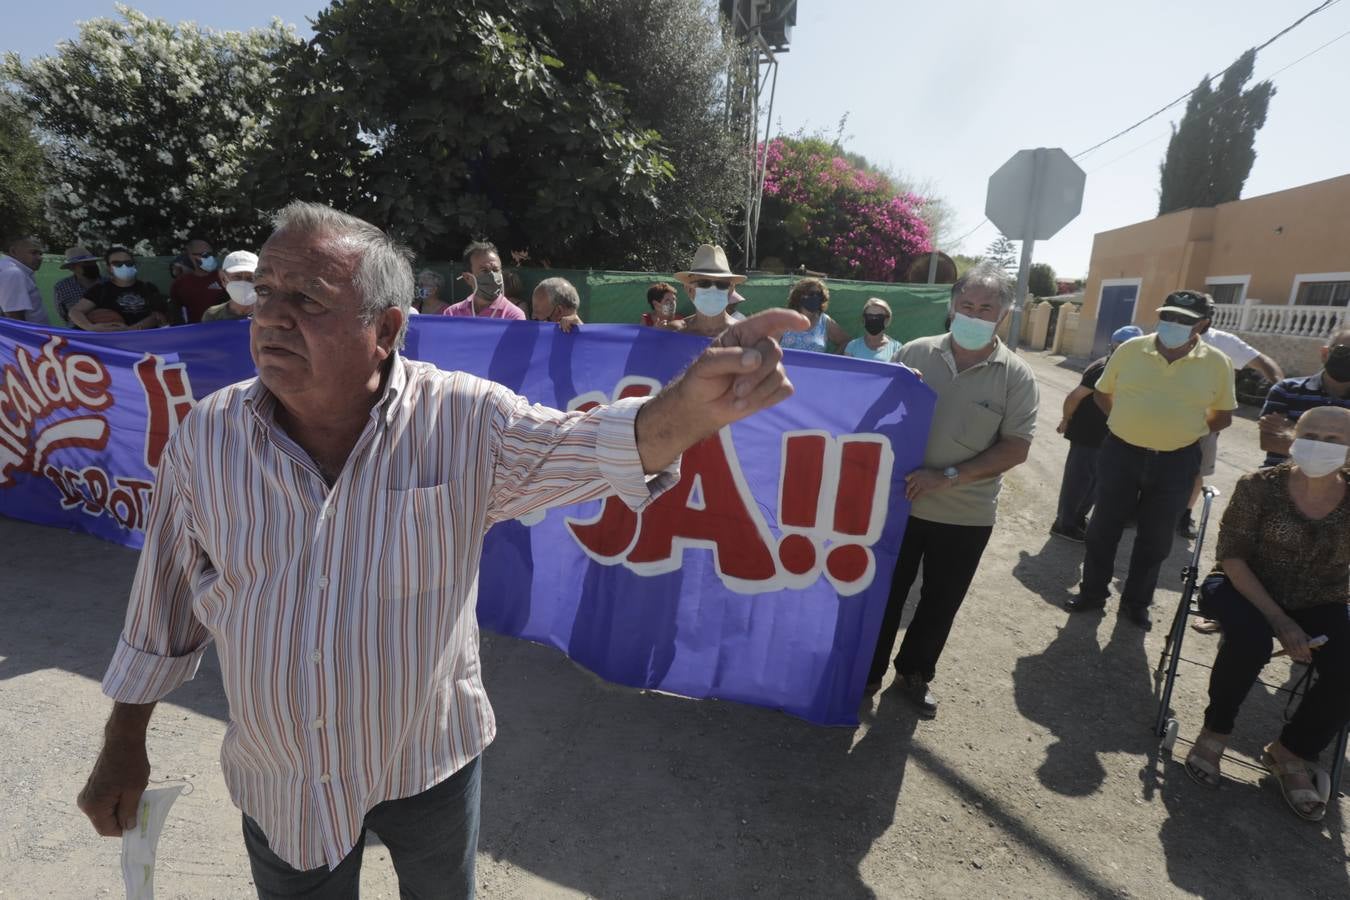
9, 1, 1350, 278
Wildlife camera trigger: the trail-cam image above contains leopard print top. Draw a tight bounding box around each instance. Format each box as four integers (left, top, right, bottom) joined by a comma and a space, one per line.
1213, 464, 1350, 610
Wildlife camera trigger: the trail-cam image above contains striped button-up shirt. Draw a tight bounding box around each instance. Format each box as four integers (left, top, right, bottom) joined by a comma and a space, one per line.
101, 355, 677, 870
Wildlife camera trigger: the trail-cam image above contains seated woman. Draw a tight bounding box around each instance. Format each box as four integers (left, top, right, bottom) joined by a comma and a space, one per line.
1185, 406, 1350, 822
844, 298, 903, 362
780, 278, 848, 353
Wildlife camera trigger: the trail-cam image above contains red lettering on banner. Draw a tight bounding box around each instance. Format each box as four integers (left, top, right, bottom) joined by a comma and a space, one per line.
624, 429, 779, 583
135, 354, 196, 469
43, 464, 154, 531
560, 381, 896, 595
0, 337, 113, 485
774, 431, 893, 595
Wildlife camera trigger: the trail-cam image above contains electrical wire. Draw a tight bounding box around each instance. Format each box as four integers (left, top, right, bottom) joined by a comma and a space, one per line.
949, 2, 1346, 249
1086, 25, 1350, 175
1072, 0, 1343, 160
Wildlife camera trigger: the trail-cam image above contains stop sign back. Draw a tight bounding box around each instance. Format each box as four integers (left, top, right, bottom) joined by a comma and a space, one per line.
985, 148, 1086, 241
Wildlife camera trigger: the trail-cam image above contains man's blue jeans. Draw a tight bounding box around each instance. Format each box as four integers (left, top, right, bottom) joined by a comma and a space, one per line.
1053, 441, 1099, 532
1080, 433, 1200, 610
243, 755, 481, 899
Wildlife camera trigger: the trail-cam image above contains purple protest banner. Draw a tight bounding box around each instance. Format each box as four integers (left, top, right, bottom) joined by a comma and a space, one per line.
0, 316, 934, 724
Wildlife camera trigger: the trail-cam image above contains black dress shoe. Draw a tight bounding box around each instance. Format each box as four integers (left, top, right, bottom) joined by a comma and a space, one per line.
898, 676, 938, 718
1121, 604, 1153, 630
1065, 595, 1107, 613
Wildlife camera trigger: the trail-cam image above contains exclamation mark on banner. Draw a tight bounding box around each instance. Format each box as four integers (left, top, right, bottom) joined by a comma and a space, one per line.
777, 434, 826, 575
825, 439, 884, 583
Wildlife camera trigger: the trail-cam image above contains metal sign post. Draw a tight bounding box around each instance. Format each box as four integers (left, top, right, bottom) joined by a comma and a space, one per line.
985, 147, 1086, 351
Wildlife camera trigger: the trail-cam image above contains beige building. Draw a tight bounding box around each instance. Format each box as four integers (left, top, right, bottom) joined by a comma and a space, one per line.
1072, 174, 1350, 373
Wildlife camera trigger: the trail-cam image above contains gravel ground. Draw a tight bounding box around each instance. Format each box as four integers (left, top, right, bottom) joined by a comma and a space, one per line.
1, 349, 1347, 898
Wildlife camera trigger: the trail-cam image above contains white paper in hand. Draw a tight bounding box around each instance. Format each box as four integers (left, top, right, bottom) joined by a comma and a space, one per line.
121, 784, 184, 900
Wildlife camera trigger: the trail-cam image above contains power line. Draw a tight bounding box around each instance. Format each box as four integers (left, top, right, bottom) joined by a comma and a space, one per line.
951, 3, 1346, 251
1086, 25, 1350, 175
949, 217, 990, 247
1072, 0, 1344, 160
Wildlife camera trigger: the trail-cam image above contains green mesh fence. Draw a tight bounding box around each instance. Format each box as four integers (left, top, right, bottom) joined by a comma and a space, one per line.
26, 254, 953, 344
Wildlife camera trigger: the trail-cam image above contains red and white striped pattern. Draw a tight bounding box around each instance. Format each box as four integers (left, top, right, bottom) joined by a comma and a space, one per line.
102, 356, 675, 870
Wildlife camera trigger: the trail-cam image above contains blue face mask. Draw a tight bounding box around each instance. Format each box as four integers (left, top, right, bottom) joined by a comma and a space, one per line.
198, 254, 218, 273
111, 264, 137, 280
1155, 320, 1194, 349
950, 311, 997, 350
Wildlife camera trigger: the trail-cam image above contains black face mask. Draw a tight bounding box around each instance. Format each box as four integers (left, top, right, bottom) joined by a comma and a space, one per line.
1325, 345, 1350, 382
800, 293, 824, 313
863, 314, 887, 335
80, 264, 100, 279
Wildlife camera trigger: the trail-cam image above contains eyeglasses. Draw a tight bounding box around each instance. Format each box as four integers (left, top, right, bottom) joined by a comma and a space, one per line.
1157, 311, 1196, 325
108, 258, 135, 266
694, 280, 731, 290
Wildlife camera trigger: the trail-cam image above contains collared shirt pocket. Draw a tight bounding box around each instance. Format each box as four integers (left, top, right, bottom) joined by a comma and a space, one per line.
954, 401, 1005, 454
379, 485, 455, 598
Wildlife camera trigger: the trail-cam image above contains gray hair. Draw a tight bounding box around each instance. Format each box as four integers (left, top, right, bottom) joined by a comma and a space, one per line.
951, 260, 1015, 313
416, 268, 444, 290
270, 201, 415, 349
535, 276, 580, 312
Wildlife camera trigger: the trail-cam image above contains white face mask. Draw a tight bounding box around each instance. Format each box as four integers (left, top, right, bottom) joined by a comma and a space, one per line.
224, 279, 256, 307
122, 784, 185, 900
693, 286, 729, 317
1289, 437, 1348, 478
950, 311, 997, 351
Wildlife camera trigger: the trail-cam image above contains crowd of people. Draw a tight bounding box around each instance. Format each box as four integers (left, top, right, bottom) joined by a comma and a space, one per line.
2, 232, 917, 360
1049, 290, 1350, 823
3, 210, 1347, 896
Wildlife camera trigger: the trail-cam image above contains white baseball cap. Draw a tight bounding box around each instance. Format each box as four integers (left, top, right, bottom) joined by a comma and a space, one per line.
221, 250, 258, 273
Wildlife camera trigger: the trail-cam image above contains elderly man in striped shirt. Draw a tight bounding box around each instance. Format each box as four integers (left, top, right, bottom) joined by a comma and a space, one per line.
76, 202, 807, 898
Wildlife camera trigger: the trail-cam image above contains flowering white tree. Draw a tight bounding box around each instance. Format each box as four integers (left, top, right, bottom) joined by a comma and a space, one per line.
2, 5, 297, 253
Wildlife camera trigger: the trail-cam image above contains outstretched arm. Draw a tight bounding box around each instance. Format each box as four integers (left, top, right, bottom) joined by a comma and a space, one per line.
635, 308, 808, 474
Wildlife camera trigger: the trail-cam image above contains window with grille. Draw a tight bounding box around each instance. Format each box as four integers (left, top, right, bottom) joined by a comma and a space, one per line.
1207, 282, 1244, 305
1295, 281, 1350, 307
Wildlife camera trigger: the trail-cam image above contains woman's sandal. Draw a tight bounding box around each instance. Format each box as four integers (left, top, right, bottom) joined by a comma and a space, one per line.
1261, 747, 1328, 822
1184, 735, 1226, 787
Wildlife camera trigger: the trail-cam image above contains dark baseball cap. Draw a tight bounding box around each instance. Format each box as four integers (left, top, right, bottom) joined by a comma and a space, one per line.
1157, 290, 1214, 321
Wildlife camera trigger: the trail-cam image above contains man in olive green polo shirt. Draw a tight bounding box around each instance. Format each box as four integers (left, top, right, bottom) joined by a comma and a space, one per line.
866, 261, 1039, 717
1067, 289, 1236, 629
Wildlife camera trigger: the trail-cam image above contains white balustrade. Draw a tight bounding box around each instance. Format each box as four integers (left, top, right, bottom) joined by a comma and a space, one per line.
1208, 301, 1347, 339
1210, 303, 1243, 332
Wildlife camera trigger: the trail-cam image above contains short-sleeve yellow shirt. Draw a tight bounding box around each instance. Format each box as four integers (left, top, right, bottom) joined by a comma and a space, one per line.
1096, 335, 1237, 451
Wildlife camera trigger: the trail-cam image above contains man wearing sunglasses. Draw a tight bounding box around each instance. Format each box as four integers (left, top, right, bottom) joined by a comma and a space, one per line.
170, 236, 226, 324
675, 244, 745, 338
1066, 290, 1236, 630
69, 247, 170, 331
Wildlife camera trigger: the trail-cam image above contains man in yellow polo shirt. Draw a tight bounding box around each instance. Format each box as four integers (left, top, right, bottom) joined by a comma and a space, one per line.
1066, 290, 1236, 629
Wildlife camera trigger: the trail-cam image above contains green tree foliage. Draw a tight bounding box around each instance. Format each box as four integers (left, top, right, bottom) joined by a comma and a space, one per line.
546, 0, 746, 268
983, 233, 1018, 272
1028, 262, 1057, 297
1158, 49, 1274, 215
2, 5, 298, 253
756, 136, 933, 281
250, 0, 674, 265
0, 90, 48, 241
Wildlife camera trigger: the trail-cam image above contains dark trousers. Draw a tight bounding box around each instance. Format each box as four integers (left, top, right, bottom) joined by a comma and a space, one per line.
243, 756, 481, 899
1080, 433, 1200, 610
1199, 576, 1350, 760
1053, 441, 1099, 531
868, 516, 994, 685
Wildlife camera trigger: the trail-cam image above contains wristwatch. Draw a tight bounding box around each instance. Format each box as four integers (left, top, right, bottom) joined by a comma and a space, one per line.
943, 466, 960, 485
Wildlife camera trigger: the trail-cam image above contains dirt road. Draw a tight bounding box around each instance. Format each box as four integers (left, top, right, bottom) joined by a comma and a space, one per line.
2, 350, 1346, 898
